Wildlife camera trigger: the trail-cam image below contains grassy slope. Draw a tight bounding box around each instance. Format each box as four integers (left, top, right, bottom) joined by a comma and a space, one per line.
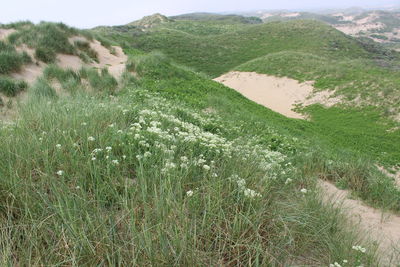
0, 55, 381, 265
126, 52, 400, 212
114, 19, 400, 167
130, 20, 372, 77
0, 19, 398, 265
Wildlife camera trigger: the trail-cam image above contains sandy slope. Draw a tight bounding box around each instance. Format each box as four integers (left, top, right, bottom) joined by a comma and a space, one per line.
8, 34, 128, 85
0, 28, 16, 41
320, 181, 400, 264
214, 71, 340, 119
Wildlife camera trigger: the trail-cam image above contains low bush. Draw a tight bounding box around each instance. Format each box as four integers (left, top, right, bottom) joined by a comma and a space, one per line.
0, 77, 27, 96
35, 47, 56, 63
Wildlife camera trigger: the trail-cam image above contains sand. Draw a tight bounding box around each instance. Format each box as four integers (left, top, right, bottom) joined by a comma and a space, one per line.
0, 28, 16, 41
319, 180, 400, 264
90, 40, 128, 78
214, 71, 339, 119
9, 35, 128, 86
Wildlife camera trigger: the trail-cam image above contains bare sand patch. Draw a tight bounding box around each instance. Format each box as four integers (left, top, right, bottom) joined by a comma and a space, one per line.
0, 28, 16, 41
56, 54, 84, 71
69, 37, 128, 78
10, 36, 127, 85
335, 22, 384, 35
90, 40, 128, 78
281, 12, 300, 18
319, 180, 400, 265
214, 71, 339, 119
11, 62, 45, 85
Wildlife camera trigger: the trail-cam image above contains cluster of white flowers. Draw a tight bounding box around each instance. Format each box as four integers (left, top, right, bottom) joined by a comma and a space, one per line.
229, 175, 262, 199
352, 245, 366, 253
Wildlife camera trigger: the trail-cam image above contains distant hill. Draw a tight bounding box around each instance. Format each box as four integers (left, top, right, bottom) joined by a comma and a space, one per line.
171, 12, 262, 24
249, 10, 400, 50
128, 13, 174, 29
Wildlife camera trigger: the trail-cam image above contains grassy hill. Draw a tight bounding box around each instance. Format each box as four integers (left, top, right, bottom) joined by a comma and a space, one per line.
97, 17, 400, 158
0, 17, 399, 265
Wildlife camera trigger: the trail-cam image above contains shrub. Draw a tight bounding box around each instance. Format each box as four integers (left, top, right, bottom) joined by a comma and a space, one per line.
0, 77, 27, 96
0, 51, 23, 74
35, 47, 56, 63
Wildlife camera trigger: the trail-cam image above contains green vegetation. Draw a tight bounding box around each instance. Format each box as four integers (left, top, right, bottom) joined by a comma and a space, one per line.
127, 52, 400, 211
0, 57, 380, 265
0, 16, 399, 265
74, 40, 99, 62
0, 40, 31, 74
103, 18, 399, 168
35, 46, 56, 63
0, 77, 27, 96
128, 20, 375, 76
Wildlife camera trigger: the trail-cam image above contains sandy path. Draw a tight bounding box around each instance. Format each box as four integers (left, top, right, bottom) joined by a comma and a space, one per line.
320, 180, 400, 265
214, 71, 313, 119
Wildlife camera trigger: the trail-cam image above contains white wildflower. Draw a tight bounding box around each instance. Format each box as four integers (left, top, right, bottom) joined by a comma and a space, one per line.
186, 190, 194, 197
91, 157, 96, 161
352, 245, 366, 253
56, 144, 62, 149
203, 165, 210, 171
106, 146, 112, 152
112, 159, 119, 166
300, 188, 307, 194
56, 170, 64, 176
243, 188, 262, 198
88, 136, 95, 142
285, 178, 293, 185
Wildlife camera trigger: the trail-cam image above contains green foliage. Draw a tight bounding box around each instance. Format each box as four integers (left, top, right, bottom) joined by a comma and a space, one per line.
30, 78, 57, 99
74, 40, 98, 62
0, 77, 27, 96
0, 75, 378, 265
35, 46, 56, 63
128, 20, 372, 77
8, 22, 76, 59
127, 50, 400, 213
79, 67, 118, 94
0, 41, 31, 74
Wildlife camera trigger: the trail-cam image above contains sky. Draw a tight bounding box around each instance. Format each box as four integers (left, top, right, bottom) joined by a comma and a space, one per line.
1, 0, 399, 28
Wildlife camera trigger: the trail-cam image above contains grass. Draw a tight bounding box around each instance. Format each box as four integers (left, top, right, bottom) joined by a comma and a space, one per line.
0, 70, 379, 265
0, 17, 398, 265
74, 40, 98, 63
125, 51, 400, 214
0, 77, 27, 96
0, 41, 32, 74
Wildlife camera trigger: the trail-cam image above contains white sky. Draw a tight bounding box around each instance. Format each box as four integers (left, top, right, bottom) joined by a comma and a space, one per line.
1, 0, 399, 28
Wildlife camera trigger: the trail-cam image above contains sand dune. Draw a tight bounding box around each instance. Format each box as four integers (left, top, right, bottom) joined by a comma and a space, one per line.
214, 71, 340, 119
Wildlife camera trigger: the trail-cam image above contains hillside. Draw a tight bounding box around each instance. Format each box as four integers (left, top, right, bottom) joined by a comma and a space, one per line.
0, 15, 400, 266
0, 22, 127, 120
253, 9, 400, 50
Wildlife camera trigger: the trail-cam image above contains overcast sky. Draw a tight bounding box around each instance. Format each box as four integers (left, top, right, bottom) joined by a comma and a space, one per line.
1, 0, 399, 28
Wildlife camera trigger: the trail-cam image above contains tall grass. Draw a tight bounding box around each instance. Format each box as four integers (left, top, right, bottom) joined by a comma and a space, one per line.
0, 41, 32, 74
0, 79, 378, 265
0, 77, 27, 97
